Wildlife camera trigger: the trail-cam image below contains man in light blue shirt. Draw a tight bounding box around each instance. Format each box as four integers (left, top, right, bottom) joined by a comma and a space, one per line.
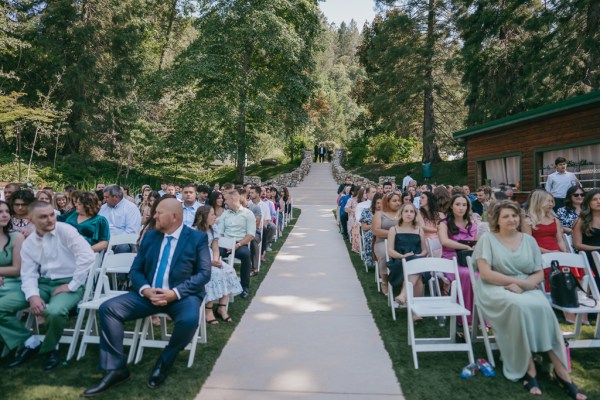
100, 185, 141, 254
545, 156, 579, 211
181, 183, 201, 227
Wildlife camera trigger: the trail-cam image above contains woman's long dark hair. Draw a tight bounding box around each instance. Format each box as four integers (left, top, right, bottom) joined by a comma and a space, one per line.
208, 191, 224, 209
371, 193, 384, 215
0, 200, 13, 254
563, 185, 583, 211
579, 189, 600, 237
420, 191, 439, 224
193, 205, 214, 233
445, 194, 474, 236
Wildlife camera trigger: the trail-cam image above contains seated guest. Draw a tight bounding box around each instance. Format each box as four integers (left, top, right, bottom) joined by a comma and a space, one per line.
240, 188, 262, 275
99, 185, 141, 252
181, 183, 201, 227
433, 186, 451, 217
373, 193, 402, 296
418, 191, 444, 240
2, 182, 21, 202
197, 185, 210, 205
471, 186, 491, 218
193, 205, 242, 324
387, 203, 427, 306
473, 201, 586, 399
135, 184, 151, 205
0, 201, 95, 370
8, 189, 35, 238
401, 191, 414, 206
82, 199, 211, 396
55, 191, 76, 222
140, 190, 160, 226
251, 186, 275, 262
556, 186, 585, 234
573, 189, 600, 289
281, 186, 292, 217
438, 194, 478, 324
217, 188, 255, 299
208, 191, 226, 222
0, 201, 24, 299
65, 191, 110, 253
121, 185, 135, 203
360, 192, 383, 269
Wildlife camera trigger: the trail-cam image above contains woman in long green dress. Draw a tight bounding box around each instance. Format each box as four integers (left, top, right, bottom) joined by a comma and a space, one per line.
0, 200, 24, 298
473, 201, 586, 400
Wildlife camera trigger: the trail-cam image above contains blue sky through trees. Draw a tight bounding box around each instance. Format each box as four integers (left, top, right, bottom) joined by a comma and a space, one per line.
319, 0, 376, 27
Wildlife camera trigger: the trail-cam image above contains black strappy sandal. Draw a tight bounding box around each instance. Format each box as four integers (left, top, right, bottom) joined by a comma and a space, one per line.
205, 305, 218, 325
554, 373, 586, 400
217, 304, 233, 322
521, 373, 541, 396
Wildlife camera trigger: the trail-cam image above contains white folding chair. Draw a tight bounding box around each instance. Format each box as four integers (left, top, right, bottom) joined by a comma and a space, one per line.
541, 252, 600, 348
76, 252, 141, 362
426, 237, 449, 326
25, 251, 105, 361
375, 239, 382, 292
108, 233, 139, 251
466, 256, 498, 367
255, 214, 265, 272
134, 298, 207, 368
563, 233, 575, 253
403, 256, 474, 369
384, 239, 397, 321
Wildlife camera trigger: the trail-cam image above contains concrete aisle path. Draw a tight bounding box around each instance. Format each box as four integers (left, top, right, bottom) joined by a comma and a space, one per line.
196, 163, 404, 400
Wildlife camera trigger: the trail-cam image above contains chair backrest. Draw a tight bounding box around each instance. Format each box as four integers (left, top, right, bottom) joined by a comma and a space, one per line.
403, 256, 458, 277
109, 233, 139, 248
465, 256, 479, 298
563, 233, 575, 253
427, 237, 442, 258
384, 238, 389, 262
81, 250, 105, 302
541, 252, 599, 299
94, 252, 137, 299
589, 251, 600, 300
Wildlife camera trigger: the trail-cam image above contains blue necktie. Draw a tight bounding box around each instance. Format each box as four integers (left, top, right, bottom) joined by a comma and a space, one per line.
155, 236, 173, 288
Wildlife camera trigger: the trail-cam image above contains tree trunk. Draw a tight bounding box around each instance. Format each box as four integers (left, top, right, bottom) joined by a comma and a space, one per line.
586, 1, 600, 90
422, 0, 441, 163
235, 45, 252, 183
159, 0, 178, 71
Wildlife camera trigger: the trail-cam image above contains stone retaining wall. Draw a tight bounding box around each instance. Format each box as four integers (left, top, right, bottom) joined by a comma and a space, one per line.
331, 149, 377, 186
263, 149, 312, 187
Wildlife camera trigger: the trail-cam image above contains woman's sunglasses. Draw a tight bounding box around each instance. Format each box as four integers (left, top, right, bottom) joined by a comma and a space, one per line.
572, 193, 585, 198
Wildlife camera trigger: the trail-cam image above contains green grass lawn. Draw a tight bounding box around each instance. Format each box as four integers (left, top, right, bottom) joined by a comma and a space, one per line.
342, 238, 600, 400
347, 159, 468, 186
0, 209, 300, 400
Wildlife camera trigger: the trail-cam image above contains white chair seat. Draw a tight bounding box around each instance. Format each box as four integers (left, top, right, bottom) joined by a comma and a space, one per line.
411, 297, 470, 317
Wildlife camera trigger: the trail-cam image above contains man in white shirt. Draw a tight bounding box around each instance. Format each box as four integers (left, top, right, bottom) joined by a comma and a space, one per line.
181, 183, 201, 227
100, 185, 141, 252
545, 156, 579, 211
0, 201, 95, 371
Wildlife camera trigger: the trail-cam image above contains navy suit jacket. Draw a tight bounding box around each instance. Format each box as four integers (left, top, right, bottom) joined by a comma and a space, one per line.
129, 225, 211, 299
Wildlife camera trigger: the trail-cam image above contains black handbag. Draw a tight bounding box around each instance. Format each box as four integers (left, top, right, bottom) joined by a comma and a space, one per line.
455, 250, 473, 266
549, 260, 579, 308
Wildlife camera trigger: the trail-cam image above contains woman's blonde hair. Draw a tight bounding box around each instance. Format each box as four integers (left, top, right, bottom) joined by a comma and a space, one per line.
397, 203, 419, 229
488, 200, 524, 233
525, 189, 554, 230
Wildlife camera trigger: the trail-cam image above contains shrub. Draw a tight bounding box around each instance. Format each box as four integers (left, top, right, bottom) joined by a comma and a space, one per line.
370, 134, 418, 164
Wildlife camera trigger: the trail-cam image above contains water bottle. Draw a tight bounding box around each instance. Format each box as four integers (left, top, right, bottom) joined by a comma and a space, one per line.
476, 358, 495, 377
460, 362, 478, 379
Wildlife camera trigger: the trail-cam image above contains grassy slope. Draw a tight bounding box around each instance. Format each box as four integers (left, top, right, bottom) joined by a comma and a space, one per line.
0, 209, 300, 400
347, 159, 468, 186
342, 238, 600, 400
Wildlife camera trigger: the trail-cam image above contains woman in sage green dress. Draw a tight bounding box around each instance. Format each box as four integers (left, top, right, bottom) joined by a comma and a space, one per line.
0, 200, 24, 298
473, 201, 586, 400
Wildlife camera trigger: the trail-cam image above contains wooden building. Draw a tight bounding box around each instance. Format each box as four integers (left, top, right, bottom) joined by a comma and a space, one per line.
453, 91, 600, 193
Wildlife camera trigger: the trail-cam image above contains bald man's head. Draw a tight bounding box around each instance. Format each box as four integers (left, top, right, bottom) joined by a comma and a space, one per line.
154, 198, 183, 233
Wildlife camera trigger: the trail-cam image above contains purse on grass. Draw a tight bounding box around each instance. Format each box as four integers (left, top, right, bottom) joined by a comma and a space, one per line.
549, 260, 579, 308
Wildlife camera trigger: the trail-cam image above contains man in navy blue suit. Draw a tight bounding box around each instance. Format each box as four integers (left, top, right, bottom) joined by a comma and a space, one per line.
83, 198, 211, 396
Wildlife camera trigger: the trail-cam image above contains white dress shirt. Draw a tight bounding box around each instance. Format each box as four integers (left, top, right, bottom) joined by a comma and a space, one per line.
182, 201, 201, 227
99, 198, 141, 235
139, 223, 183, 299
20, 222, 96, 299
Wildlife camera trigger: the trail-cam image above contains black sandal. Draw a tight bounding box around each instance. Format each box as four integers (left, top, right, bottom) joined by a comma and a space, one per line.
554, 373, 586, 400
205, 305, 218, 325
521, 373, 541, 395
217, 304, 233, 322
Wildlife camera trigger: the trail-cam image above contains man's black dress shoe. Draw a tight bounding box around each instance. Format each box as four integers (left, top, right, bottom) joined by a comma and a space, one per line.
147, 362, 169, 389
240, 290, 249, 299
82, 369, 130, 397
8, 344, 40, 368
42, 350, 61, 371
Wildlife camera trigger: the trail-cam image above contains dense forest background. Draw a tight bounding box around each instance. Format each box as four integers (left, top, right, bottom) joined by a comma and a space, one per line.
1, 0, 598, 184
